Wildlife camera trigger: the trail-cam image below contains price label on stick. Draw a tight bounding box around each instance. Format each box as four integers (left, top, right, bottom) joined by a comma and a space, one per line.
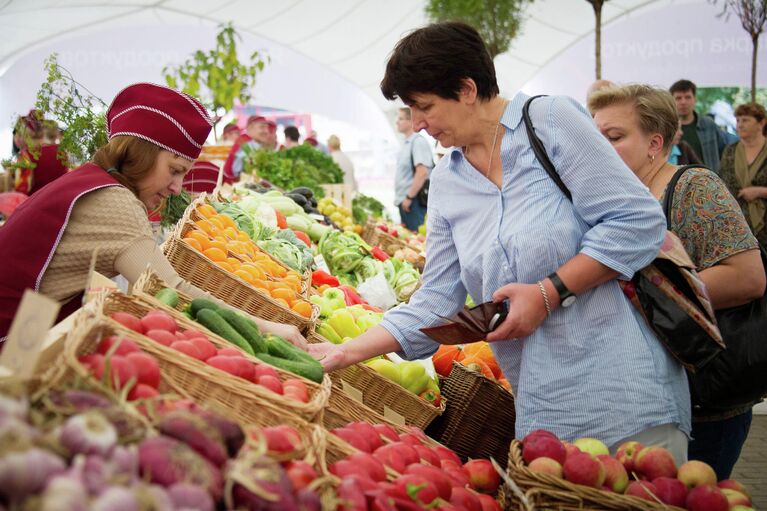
0, 290, 61, 378
341, 380, 364, 404
383, 405, 406, 426
84, 248, 117, 303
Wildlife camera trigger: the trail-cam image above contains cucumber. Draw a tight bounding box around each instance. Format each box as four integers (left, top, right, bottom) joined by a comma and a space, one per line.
154, 288, 179, 308
189, 298, 220, 318
196, 309, 255, 356
265, 335, 317, 365
254, 353, 324, 383
217, 309, 266, 353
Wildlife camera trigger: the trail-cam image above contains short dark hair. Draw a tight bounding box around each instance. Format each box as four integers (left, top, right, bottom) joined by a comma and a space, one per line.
669, 79, 697, 96
735, 102, 767, 135
380, 21, 499, 105
284, 126, 300, 142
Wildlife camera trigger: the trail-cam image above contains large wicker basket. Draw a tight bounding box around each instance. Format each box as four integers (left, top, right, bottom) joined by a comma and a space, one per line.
162, 236, 317, 333
500, 440, 684, 511
426, 362, 516, 469
362, 219, 409, 256
91, 292, 331, 422
308, 331, 444, 429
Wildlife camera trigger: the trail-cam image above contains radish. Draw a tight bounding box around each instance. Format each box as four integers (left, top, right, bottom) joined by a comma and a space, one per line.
110, 312, 144, 333
188, 338, 216, 361
96, 336, 139, 357
171, 340, 204, 360
125, 352, 161, 388
145, 329, 177, 347
140, 310, 177, 333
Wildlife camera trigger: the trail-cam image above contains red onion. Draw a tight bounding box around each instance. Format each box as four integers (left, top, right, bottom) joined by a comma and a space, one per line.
40, 474, 89, 511
59, 411, 117, 457
0, 416, 39, 453
0, 395, 27, 422
168, 482, 214, 511
91, 486, 139, 511
132, 483, 176, 510
0, 448, 66, 501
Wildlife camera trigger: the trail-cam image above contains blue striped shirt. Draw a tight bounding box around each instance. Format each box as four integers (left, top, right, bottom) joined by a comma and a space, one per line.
379, 93, 691, 446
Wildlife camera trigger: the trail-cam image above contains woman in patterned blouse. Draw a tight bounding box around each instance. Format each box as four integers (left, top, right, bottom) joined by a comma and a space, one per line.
590, 84, 765, 480
718, 102, 767, 247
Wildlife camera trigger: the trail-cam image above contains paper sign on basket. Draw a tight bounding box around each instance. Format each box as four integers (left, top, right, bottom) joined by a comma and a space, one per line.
0, 290, 61, 378
84, 249, 117, 303
383, 405, 406, 426
314, 254, 331, 274
341, 380, 364, 404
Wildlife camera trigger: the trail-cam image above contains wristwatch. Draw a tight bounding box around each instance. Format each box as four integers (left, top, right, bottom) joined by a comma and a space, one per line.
547, 272, 576, 308
406, 195, 415, 200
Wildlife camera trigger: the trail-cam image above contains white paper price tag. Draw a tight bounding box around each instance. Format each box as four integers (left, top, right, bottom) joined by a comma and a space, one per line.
383, 405, 406, 426
341, 380, 364, 404
314, 254, 331, 274
0, 290, 61, 378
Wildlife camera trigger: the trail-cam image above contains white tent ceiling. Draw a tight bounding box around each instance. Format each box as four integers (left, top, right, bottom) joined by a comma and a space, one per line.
0, 0, 762, 154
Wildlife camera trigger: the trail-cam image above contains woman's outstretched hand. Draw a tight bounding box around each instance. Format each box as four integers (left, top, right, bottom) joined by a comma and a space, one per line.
307, 342, 348, 372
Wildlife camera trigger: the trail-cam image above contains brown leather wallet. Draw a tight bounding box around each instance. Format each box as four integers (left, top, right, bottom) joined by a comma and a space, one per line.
420, 300, 508, 345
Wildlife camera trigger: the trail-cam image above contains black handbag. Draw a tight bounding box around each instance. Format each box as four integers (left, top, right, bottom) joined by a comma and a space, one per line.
409, 140, 430, 207
662, 165, 767, 410
522, 96, 725, 372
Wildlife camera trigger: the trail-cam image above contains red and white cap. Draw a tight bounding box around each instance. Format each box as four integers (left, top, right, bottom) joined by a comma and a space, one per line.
106, 83, 213, 160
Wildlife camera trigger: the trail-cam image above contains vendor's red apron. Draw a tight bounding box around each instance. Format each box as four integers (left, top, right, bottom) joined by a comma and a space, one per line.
221, 134, 251, 184
0, 164, 122, 344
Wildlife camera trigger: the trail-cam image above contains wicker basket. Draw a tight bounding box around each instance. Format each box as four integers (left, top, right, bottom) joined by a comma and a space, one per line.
362, 219, 409, 256
307, 331, 444, 429
132, 271, 193, 313
163, 236, 317, 333
91, 292, 331, 422
425, 362, 516, 469
500, 440, 684, 511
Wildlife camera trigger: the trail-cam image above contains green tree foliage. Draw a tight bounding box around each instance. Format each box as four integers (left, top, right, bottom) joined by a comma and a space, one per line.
163, 23, 268, 139
34, 54, 108, 166
696, 86, 767, 116
425, 0, 532, 58
711, 0, 767, 102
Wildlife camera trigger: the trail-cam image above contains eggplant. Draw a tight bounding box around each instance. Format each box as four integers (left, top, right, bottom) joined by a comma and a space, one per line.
309, 197, 317, 208
285, 193, 308, 207
289, 187, 313, 199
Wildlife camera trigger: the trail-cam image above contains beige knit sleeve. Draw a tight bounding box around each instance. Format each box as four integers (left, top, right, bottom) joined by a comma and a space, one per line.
114, 237, 228, 307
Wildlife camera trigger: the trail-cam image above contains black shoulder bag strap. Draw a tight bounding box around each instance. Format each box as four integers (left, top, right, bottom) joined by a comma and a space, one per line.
661, 164, 710, 228
522, 95, 572, 201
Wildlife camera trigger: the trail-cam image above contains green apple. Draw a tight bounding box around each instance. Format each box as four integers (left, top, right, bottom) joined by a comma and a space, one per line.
573, 437, 609, 457
367, 359, 401, 385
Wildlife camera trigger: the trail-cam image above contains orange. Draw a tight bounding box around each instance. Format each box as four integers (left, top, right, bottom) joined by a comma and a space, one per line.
226, 257, 242, 271
240, 263, 266, 281
186, 230, 212, 250
208, 239, 228, 253
196, 204, 217, 219
222, 227, 238, 240
218, 214, 236, 229
194, 219, 217, 237
236, 232, 251, 243
251, 279, 270, 291
272, 297, 290, 309
252, 252, 271, 262
208, 216, 226, 231
292, 301, 313, 318
203, 247, 227, 262
234, 269, 254, 284
215, 261, 234, 273
272, 288, 297, 303
227, 241, 246, 256
182, 237, 203, 251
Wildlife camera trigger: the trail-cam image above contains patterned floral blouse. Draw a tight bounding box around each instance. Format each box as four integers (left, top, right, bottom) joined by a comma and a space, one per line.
719, 143, 767, 247
664, 167, 758, 271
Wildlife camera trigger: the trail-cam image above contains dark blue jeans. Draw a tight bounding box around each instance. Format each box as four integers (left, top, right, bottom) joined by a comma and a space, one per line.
688, 409, 753, 480
399, 199, 427, 232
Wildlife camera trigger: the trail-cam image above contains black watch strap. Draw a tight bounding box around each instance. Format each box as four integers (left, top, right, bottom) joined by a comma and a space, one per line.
406, 195, 415, 200
547, 271, 575, 307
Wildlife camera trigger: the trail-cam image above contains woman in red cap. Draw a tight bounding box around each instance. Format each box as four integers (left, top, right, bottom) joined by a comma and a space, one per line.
0, 83, 307, 347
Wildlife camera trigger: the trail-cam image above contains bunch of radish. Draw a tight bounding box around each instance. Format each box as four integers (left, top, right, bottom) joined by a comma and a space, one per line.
329, 422, 502, 511
110, 310, 311, 403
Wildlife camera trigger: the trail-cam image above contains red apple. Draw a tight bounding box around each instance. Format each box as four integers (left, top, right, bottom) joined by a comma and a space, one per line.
677, 460, 717, 489
652, 476, 688, 507
463, 459, 500, 493
614, 440, 643, 474
562, 441, 582, 460
522, 429, 559, 443
717, 480, 750, 498
721, 488, 752, 508
405, 463, 452, 500
573, 437, 609, 457
625, 480, 658, 502
634, 446, 677, 480
597, 454, 628, 493
562, 452, 605, 488
522, 434, 567, 465
528, 457, 563, 477
686, 484, 729, 511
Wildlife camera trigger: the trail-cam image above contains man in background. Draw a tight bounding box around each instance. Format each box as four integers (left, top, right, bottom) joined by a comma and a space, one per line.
284, 126, 300, 149
670, 79, 732, 173
394, 107, 432, 231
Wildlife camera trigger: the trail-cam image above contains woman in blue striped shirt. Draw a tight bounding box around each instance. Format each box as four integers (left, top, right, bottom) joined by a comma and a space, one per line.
311, 22, 691, 462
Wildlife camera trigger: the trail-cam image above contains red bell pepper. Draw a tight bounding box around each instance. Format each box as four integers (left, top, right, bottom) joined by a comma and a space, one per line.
339, 285, 365, 306
419, 389, 441, 407
293, 230, 311, 247
311, 270, 339, 288
361, 303, 383, 313
371, 246, 389, 261
275, 210, 287, 229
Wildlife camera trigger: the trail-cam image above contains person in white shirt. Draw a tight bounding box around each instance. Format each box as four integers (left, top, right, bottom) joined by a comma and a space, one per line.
327, 135, 357, 192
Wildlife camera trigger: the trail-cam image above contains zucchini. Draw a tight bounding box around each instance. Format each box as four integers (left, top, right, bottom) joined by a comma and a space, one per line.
196, 309, 255, 356
154, 288, 179, 308
254, 353, 324, 383
265, 335, 317, 365
217, 309, 266, 353
189, 298, 220, 318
